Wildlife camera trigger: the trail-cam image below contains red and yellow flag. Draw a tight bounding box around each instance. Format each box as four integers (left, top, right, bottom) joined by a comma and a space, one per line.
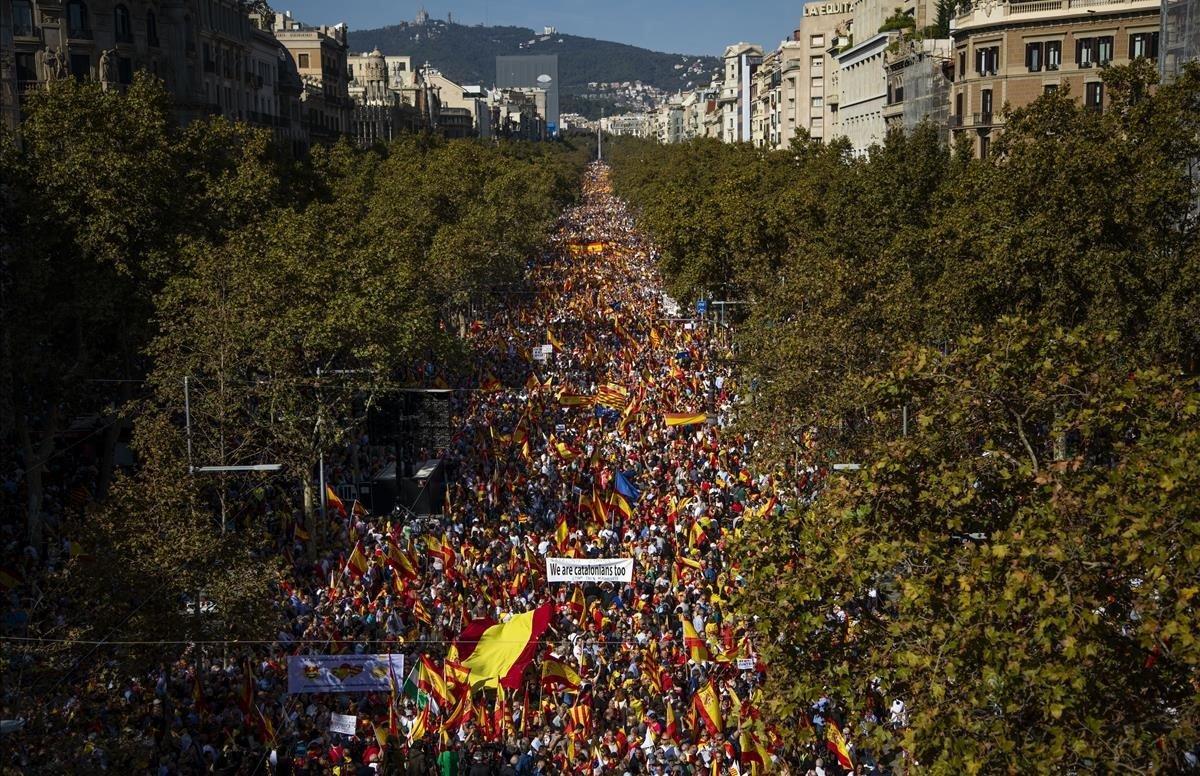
345, 542, 369, 579
451, 604, 554, 690
326, 485, 348, 518
826, 724, 854, 770
682, 617, 710, 663
664, 412, 708, 427
694, 679, 723, 736
540, 656, 582, 692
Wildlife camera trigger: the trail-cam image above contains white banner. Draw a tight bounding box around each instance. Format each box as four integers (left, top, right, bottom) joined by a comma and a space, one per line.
329, 713, 357, 736
533, 345, 553, 362
736, 658, 757, 671
287, 654, 404, 695
546, 557, 634, 583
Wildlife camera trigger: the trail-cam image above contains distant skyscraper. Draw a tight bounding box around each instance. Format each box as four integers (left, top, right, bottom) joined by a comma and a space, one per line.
497, 55, 560, 134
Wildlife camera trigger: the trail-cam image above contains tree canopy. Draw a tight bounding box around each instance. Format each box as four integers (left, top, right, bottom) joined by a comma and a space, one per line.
610, 61, 1200, 771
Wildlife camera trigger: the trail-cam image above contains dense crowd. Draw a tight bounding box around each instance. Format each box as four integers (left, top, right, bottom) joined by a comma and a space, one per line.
3, 164, 880, 775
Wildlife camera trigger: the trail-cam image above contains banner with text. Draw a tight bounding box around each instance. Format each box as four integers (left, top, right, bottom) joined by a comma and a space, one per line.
287, 654, 404, 695
546, 557, 634, 583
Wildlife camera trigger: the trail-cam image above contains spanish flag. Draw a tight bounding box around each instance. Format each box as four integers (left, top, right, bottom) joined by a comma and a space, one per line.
444, 659, 471, 692
664, 702, 679, 743
387, 539, 418, 579
419, 655, 452, 708
555, 515, 570, 549
826, 724, 854, 769
665, 412, 708, 427
541, 656, 582, 692
739, 730, 770, 773
409, 706, 430, 742
481, 373, 503, 392
325, 485, 348, 518
682, 617, 710, 663
451, 604, 553, 690
694, 679, 723, 735
345, 542, 369, 579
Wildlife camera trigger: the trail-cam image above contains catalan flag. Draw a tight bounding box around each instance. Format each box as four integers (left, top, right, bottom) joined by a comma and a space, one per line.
665, 412, 708, 427
481, 373, 503, 392
547, 329, 564, 351
451, 603, 554, 690
596, 383, 629, 411
540, 656, 582, 692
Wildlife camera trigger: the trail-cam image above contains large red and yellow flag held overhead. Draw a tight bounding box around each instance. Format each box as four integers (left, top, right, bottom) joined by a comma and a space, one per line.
450, 604, 554, 690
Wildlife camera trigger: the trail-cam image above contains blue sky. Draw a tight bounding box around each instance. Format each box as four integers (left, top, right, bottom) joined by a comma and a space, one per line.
283, 0, 804, 56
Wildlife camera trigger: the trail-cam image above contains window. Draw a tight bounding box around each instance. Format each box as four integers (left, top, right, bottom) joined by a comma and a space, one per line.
67, 0, 90, 37
980, 132, 990, 158
812, 96, 824, 108
114, 5, 132, 43
184, 15, 194, 52
981, 88, 993, 118
958, 51, 966, 80
975, 45, 999, 76
13, 0, 34, 36
1046, 40, 1062, 70
1044, 83, 1059, 95
1129, 32, 1159, 60
203, 43, 214, 73
1026, 42, 1043, 72
955, 91, 964, 117
811, 76, 823, 89
15, 52, 37, 83
118, 56, 133, 84
810, 34, 825, 48
147, 11, 159, 46
1085, 81, 1103, 110
298, 53, 310, 68
1097, 36, 1113, 65
1077, 37, 1095, 67
811, 55, 823, 71
70, 52, 90, 80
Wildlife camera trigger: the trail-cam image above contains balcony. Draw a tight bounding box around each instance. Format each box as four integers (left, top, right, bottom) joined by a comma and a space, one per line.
955, 0, 1158, 31
974, 111, 996, 125
949, 114, 964, 128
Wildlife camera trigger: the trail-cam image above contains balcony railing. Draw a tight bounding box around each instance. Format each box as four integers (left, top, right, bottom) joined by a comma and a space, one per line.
958, 0, 1152, 22
949, 114, 964, 128
974, 111, 995, 125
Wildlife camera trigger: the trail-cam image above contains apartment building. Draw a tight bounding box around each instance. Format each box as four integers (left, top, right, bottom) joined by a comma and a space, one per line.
796, 1, 854, 142
883, 37, 953, 141
1, 0, 313, 142
950, 0, 1162, 156
718, 42, 763, 143
272, 11, 351, 143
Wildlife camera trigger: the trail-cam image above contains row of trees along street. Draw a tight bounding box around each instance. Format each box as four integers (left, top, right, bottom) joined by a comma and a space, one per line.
1, 74, 589, 664
609, 61, 1200, 773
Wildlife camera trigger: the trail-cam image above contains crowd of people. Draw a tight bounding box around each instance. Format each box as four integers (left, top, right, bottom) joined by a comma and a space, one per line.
2, 164, 878, 774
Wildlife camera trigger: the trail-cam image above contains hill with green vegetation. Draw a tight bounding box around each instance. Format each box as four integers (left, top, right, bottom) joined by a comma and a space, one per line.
348, 19, 720, 95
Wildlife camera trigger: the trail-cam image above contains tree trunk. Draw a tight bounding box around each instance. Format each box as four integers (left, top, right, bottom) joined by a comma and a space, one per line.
17, 405, 59, 550
302, 468, 317, 560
